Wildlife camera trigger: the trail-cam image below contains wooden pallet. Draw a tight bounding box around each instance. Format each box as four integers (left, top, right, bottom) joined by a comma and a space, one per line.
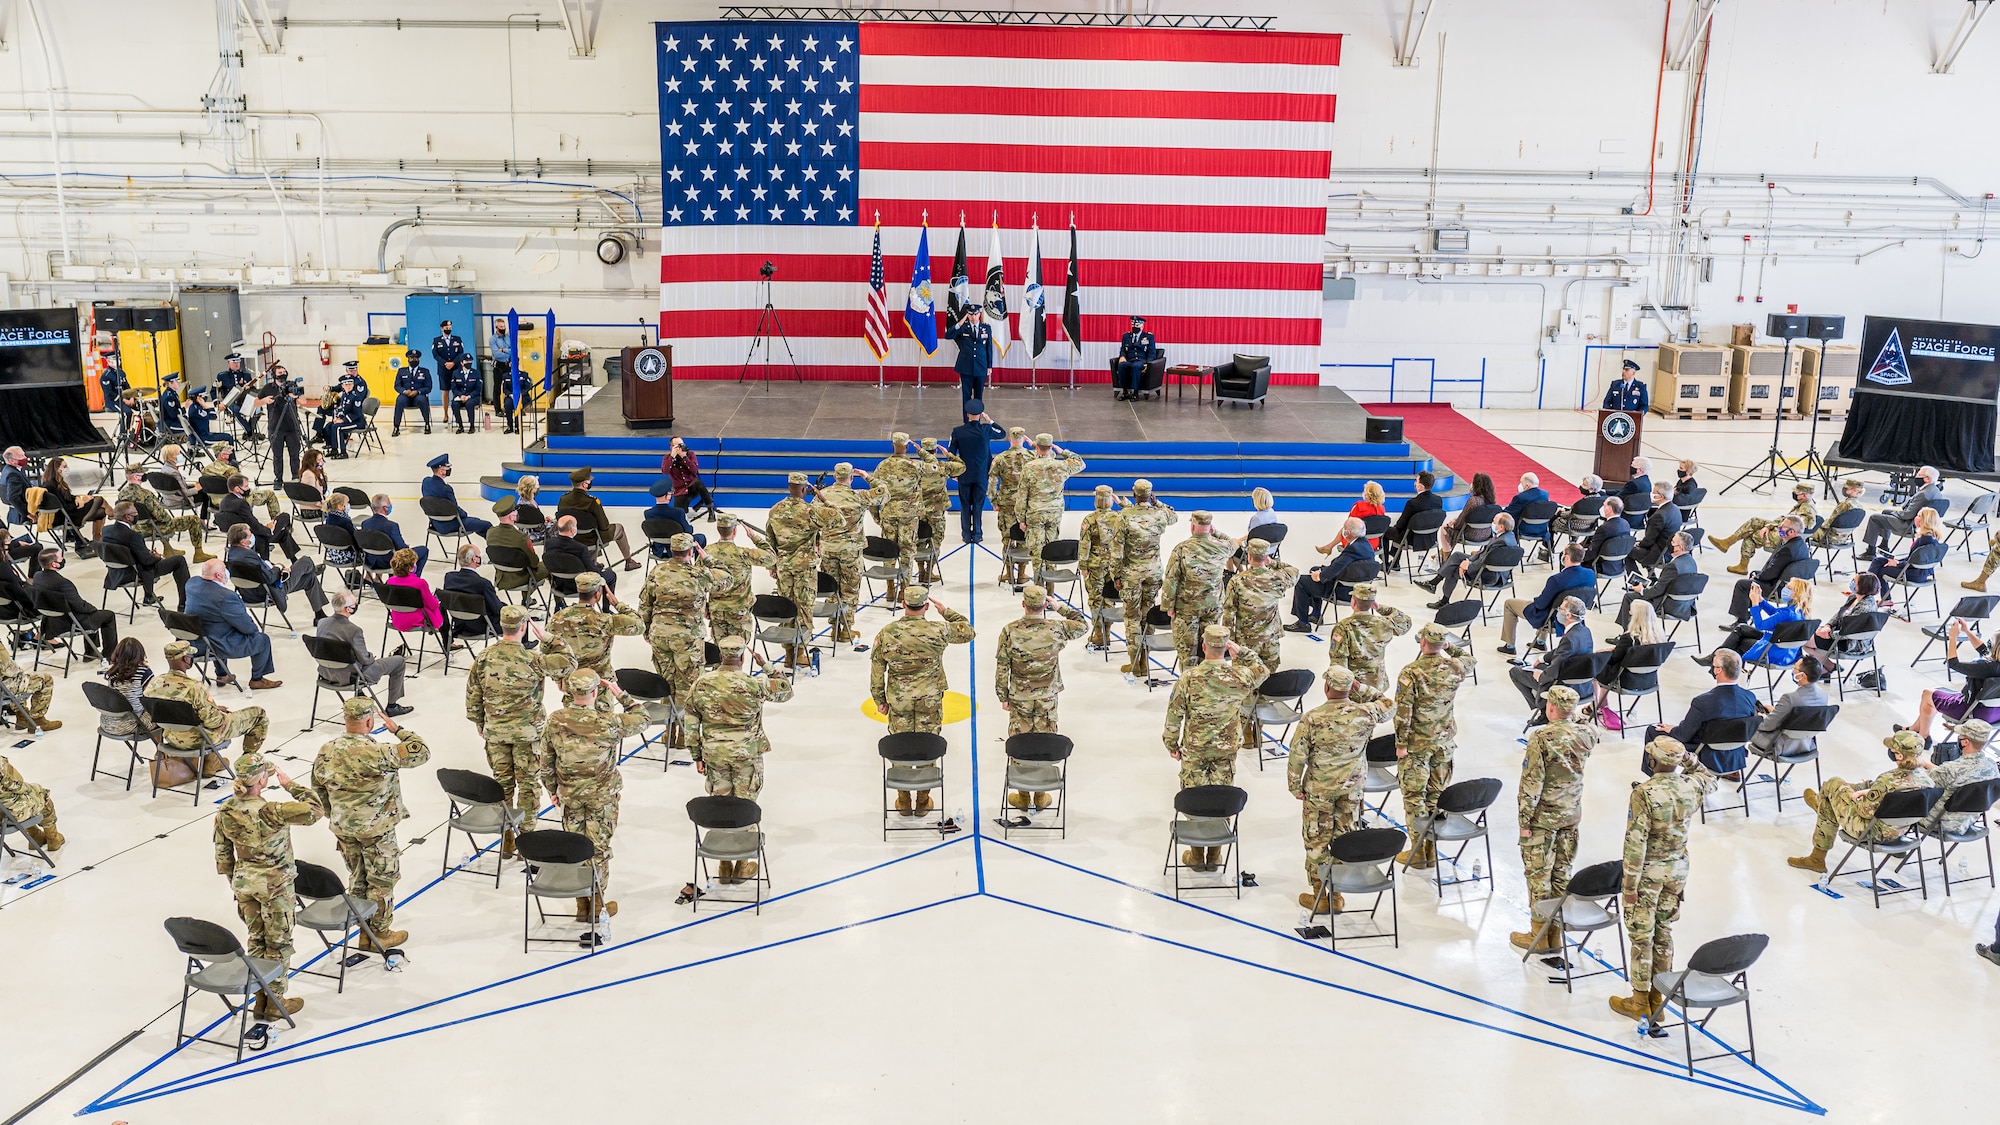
1661, 407, 1733, 420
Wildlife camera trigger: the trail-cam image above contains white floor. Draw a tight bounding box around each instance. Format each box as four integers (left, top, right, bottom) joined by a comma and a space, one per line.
3, 407, 1993, 1122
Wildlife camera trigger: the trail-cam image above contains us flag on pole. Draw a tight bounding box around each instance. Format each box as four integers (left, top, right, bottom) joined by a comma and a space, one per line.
657, 21, 1340, 383
864, 219, 890, 361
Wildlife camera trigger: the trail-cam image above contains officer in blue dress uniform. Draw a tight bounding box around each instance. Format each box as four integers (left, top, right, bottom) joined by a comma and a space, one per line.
431, 319, 468, 375
392, 348, 434, 436
948, 399, 1004, 544
156, 373, 186, 438
946, 308, 993, 406
448, 359, 483, 432
186, 385, 219, 445
101, 356, 133, 437
315, 365, 365, 457
1603, 358, 1650, 412
1114, 315, 1158, 401
421, 453, 492, 537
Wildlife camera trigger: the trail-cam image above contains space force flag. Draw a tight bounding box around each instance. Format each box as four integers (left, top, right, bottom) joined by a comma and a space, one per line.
905, 219, 938, 357
1024, 219, 1047, 359
985, 215, 1011, 358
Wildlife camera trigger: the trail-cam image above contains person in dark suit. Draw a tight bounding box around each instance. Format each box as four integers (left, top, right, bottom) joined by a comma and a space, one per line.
1498, 544, 1595, 655
1423, 513, 1517, 606
361, 493, 428, 572
317, 590, 410, 715
31, 549, 118, 658
946, 308, 994, 406
1619, 457, 1654, 508
1112, 315, 1159, 401
1510, 597, 1592, 712
104, 502, 190, 610
546, 514, 616, 594
1383, 471, 1442, 570
442, 543, 505, 637
421, 453, 493, 538
1629, 482, 1684, 572
1728, 515, 1808, 620
0, 447, 37, 569
1618, 532, 1695, 627
186, 558, 280, 687
1602, 357, 1649, 412
223, 524, 328, 621
1858, 465, 1944, 559
1501, 473, 1549, 520
949, 400, 1004, 543
1583, 496, 1633, 576
1645, 648, 1759, 777
1286, 517, 1376, 631
642, 479, 704, 558
219, 474, 301, 563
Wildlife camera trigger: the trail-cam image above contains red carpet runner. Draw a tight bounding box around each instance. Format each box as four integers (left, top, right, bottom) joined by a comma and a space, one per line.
1365, 403, 1580, 504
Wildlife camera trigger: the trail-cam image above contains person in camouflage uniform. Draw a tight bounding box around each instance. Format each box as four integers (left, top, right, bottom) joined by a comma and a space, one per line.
871, 434, 931, 592
765, 472, 827, 665
146, 640, 268, 771
117, 462, 208, 559
310, 697, 430, 950
1510, 685, 1599, 952
1324, 582, 1413, 695
0, 754, 63, 852
814, 462, 870, 644
542, 572, 642, 706
201, 443, 279, 521
1162, 510, 1237, 673
1814, 477, 1867, 549
1222, 537, 1299, 672
1612, 736, 1720, 1022
1115, 481, 1177, 674
993, 584, 1089, 808
1289, 664, 1392, 912
703, 513, 773, 644
1076, 485, 1122, 649
915, 437, 965, 584
465, 605, 548, 850
1393, 623, 1472, 869
870, 585, 975, 815
1017, 433, 1085, 585
988, 427, 1031, 586
1163, 624, 1266, 869
1919, 718, 1999, 835
212, 750, 324, 1017
541, 669, 647, 925
1786, 729, 1937, 873
1711, 481, 1817, 575
686, 637, 790, 884
1, 637, 57, 732
640, 532, 736, 717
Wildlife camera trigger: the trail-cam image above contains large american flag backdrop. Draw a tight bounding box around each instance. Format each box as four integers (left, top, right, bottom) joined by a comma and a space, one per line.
656, 20, 1339, 385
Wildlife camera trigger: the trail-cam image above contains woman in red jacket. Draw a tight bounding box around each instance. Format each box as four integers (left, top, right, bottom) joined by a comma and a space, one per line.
660, 437, 718, 522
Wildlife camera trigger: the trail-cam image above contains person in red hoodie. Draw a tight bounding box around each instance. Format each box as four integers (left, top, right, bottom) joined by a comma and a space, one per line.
660, 437, 718, 523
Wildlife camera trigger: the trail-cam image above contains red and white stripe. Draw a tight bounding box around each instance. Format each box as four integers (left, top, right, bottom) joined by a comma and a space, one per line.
661, 24, 1339, 384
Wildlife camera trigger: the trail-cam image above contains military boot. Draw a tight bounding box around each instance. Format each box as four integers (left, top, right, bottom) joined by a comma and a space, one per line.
1298, 879, 1327, 912
1607, 991, 1658, 1022
1408, 839, 1438, 870
1967, 553, 1999, 590
1032, 792, 1053, 809
1707, 533, 1738, 551
591, 894, 617, 919
1509, 925, 1560, 952
361, 926, 409, 952
895, 791, 914, 817
913, 790, 935, 815
1181, 848, 1203, 869
735, 859, 758, 881
1196, 847, 1222, 873
501, 829, 517, 859
253, 994, 305, 1020
1786, 846, 1829, 873
1007, 791, 1030, 810
716, 861, 739, 885
575, 897, 593, 920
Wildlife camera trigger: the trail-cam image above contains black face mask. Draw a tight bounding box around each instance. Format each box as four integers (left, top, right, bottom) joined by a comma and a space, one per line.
1677, 469, 1689, 479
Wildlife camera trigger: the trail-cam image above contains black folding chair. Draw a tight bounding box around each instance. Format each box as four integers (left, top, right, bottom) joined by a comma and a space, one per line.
1650, 933, 1770, 1074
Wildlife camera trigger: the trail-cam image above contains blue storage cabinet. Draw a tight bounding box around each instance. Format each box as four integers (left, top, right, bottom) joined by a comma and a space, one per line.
404, 293, 484, 405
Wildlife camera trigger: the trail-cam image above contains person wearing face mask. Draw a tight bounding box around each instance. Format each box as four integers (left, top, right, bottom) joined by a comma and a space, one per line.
1784, 730, 1935, 873
420, 453, 492, 538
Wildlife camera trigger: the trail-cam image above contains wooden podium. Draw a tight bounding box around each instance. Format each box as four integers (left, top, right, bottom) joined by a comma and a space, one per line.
620, 344, 673, 429
1593, 408, 1642, 488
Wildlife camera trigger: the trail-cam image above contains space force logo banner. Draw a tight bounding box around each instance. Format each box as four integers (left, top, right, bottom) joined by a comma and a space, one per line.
1856, 316, 2000, 403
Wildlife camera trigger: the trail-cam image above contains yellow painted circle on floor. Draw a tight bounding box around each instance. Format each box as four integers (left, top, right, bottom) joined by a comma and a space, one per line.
862, 691, 973, 725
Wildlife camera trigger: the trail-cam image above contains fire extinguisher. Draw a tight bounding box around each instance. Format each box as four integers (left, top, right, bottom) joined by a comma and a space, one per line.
318, 341, 332, 366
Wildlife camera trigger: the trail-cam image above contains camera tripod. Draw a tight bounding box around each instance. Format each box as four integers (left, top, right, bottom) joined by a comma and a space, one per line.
737, 272, 803, 384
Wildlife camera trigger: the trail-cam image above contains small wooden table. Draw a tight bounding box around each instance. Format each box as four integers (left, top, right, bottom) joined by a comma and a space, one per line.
1165, 364, 1213, 405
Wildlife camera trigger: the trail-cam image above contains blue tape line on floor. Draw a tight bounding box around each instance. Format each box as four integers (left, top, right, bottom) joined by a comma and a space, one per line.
88, 893, 979, 1113
966, 537, 985, 892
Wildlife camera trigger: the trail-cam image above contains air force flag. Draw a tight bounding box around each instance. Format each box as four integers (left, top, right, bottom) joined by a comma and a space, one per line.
906, 222, 939, 357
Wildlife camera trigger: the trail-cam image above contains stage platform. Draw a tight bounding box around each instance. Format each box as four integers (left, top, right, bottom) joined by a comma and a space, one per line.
479, 379, 1463, 511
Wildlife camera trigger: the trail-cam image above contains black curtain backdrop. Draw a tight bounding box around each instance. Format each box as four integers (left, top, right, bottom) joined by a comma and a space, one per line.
0, 385, 109, 452
1833, 392, 1997, 474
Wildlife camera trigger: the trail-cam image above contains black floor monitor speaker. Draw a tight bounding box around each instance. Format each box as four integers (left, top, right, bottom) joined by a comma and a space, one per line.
1365, 416, 1404, 444
548, 408, 586, 436
1806, 315, 1846, 341
1766, 314, 1808, 339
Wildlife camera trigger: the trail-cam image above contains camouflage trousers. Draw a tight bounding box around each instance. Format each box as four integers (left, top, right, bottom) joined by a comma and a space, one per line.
1171, 607, 1220, 673
1335, 657, 1392, 697
1238, 627, 1281, 676
335, 829, 402, 930
1626, 872, 1686, 994
883, 690, 945, 734
702, 748, 765, 800
1121, 570, 1162, 664
231, 869, 295, 997
485, 735, 541, 827
1302, 784, 1364, 887
1811, 777, 1894, 850
1178, 747, 1238, 789
1725, 518, 1784, 564
707, 605, 752, 649
140, 514, 205, 546
923, 500, 950, 552
243, 489, 280, 523
775, 562, 818, 640
1398, 741, 1455, 830
1521, 823, 1579, 904
1024, 507, 1062, 578
650, 625, 706, 709
879, 502, 919, 576
822, 544, 862, 634
1083, 565, 1116, 617
562, 794, 621, 895
172, 706, 268, 758
1003, 693, 1057, 737
3, 670, 53, 722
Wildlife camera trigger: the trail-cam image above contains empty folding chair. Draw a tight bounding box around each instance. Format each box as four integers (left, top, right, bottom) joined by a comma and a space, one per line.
1000, 732, 1072, 839
1823, 787, 1939, 907
1133, 605, 1176, 688
860, 536, 904, 606
1246, 667, 1316, 769
1163, 784, 1246, 900
1001, 523, 1033, 586
1433, 598, 1482, 684
1318, 827, 1404, 949
751, 593, 810, 671
142, 696, 236, 805
516, 829, 602, 952
614, 667, 677, 769
1407, 776, 1502, 895
357, 397, 387, 455
1741, 704, 1837, 812
911, 519, 942, 585
163, 916, 296, 1062
1092, 577, 1125, 658
1518, 859, 1627, 993
1945, 492, 1997, 559
1912, 595, 1999, 667
82, 679, 157, 789
437, 767, 529, 887
1039, 539, 1081, 605
687, 795, 768, 914
1650, 933, 1770, 1075
291, 860, 385, 994
810, 571, 845, 655
1918, 776, 2000, 895
1603, 641, 1675, 727
1360, 733, 1400, 824
879, 731, 950, 839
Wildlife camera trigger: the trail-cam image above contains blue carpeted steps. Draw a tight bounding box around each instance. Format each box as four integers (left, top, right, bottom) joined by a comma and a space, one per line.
479, 435, 1462, 512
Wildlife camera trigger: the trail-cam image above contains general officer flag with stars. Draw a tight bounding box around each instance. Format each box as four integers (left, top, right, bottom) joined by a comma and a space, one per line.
906, 218, 938, 357
948, 218, 970, 324
1061, 220, 1082, 354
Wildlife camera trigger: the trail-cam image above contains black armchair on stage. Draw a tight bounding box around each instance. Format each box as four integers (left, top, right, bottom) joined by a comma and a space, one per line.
1107, 355, 1167, 399
1215, 354, 1273, 407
